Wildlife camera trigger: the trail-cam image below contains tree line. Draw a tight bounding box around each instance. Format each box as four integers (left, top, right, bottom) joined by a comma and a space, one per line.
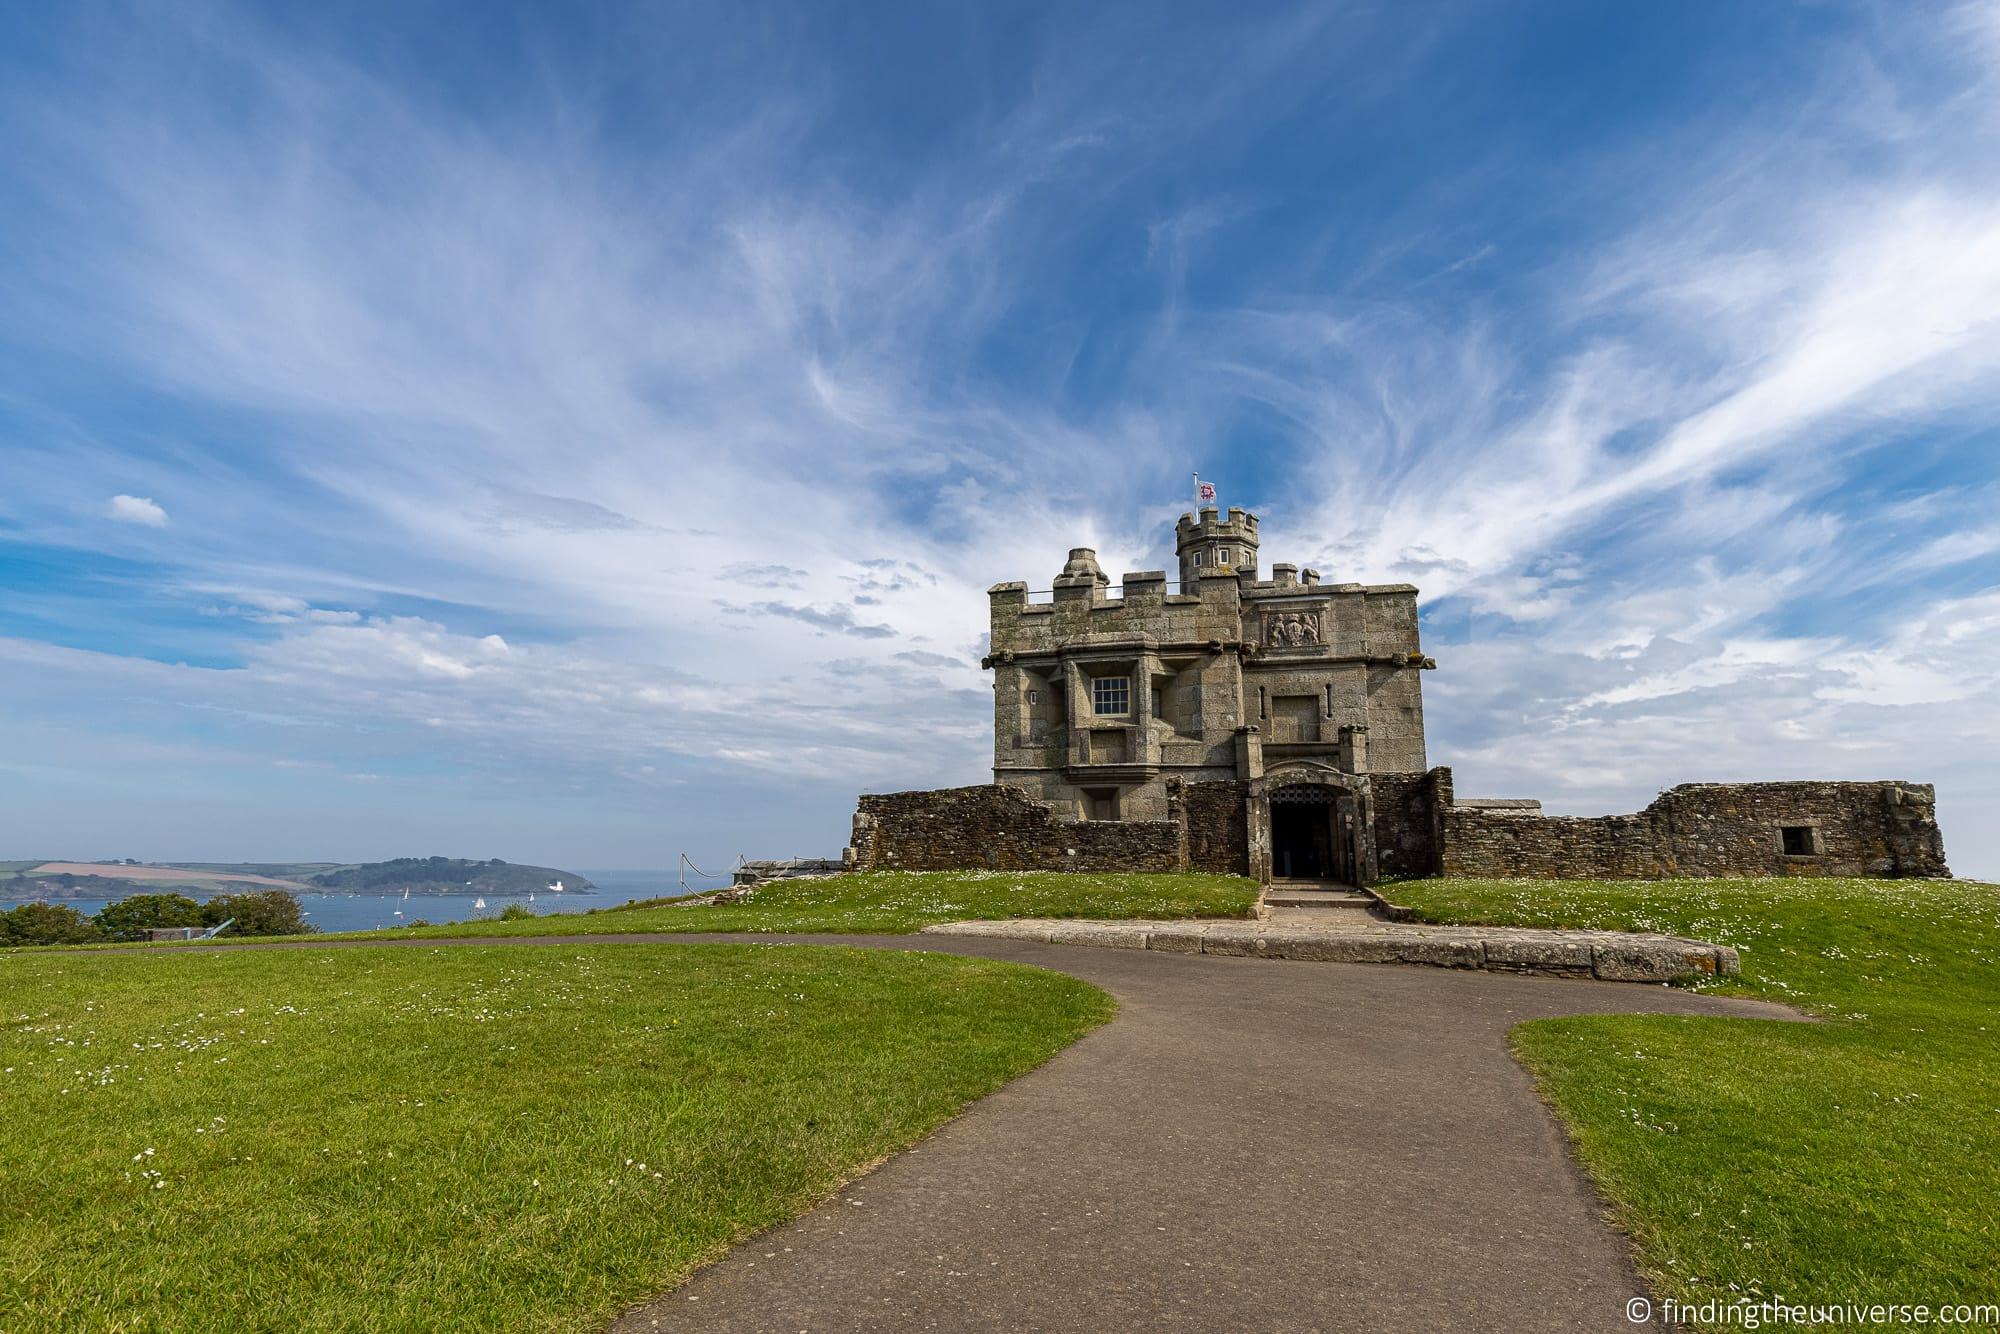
0, 890, 313, 947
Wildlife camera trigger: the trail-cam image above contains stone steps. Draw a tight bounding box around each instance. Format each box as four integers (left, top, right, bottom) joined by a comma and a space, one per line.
1261, 886, 1375, 910
1258, 883, 1380, 924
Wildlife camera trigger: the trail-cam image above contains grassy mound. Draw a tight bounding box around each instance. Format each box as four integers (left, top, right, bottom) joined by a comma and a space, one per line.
318, 869, 1261, 941
0, 942, 1110, 1331
1390, 876, 2000, 1323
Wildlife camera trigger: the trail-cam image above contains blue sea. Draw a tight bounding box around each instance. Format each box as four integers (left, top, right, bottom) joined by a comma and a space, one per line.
0, 868, 712, 934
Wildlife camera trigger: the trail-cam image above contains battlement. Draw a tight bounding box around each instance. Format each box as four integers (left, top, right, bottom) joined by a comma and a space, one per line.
1176, 505, 1259, 584
1175, 505, 1258, 541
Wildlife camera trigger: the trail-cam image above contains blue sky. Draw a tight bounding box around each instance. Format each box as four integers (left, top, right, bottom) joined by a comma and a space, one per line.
4, 1, 1999, 878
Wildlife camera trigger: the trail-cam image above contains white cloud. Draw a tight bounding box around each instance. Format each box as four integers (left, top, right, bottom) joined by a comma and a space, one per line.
3, 4, 1999, 874
106, 494, 167, 527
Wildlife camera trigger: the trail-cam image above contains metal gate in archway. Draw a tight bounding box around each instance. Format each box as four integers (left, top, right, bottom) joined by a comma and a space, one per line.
1267, 783, 1361, 883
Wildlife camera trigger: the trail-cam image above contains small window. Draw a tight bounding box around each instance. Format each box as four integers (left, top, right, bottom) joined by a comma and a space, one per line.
1091, 795, 1115, 821
1026, 688, 1039, 704
1192, 551, 1204, 567
1780, 825, 1819, 856
1092, 676, 1131, 715
1220, 548, 1232, 564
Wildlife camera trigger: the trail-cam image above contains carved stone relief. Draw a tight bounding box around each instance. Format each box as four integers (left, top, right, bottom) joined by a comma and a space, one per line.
1264, 611, 1321, 647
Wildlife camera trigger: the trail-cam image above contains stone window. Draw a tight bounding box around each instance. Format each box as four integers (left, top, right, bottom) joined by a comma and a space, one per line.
1192, 551, 1204, 567
1087, 789, 1119, 821
1219, 548, 1232, 564
1093, 676, 1131, 715
1780, 825, 1821, 856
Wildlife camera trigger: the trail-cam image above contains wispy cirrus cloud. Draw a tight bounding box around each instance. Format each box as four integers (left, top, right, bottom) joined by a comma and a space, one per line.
1, 1, 1996, 872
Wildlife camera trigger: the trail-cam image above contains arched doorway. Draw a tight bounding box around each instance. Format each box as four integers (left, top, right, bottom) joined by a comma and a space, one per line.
1270, 785, 1351, 882
1250, 770, 1372, 885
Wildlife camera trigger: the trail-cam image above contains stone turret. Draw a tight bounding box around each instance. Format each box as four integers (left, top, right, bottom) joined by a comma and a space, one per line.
1175, 506, 1258, 586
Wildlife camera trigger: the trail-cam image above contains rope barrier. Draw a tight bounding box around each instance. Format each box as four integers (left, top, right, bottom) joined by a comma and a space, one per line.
677, 851, 746, 889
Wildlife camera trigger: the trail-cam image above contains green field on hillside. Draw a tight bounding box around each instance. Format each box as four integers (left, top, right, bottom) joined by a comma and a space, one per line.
0, 942, 1110, 1331
319, 869, 1261, 939
1390, 876, 2000, 1325
152, 862, 345, 879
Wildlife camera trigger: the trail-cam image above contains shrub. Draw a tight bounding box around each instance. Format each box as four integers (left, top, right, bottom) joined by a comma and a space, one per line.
497, 903, 536, 922
94, 893, 205, 942
201, 890, 313, 937
0, 902, 104, 946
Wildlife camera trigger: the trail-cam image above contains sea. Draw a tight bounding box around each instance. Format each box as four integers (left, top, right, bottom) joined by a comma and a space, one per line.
0, 868, 709, 935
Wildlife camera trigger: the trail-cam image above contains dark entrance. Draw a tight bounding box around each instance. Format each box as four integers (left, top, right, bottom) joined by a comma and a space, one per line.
1270, 786, 1350, 881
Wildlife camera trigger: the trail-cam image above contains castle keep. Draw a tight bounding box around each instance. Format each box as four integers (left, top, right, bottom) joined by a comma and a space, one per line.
982, 507, 1431, 881
844, 508, 1950, 884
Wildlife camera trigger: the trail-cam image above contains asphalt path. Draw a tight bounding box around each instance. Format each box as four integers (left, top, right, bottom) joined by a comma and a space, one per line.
193, 930, 1790, 1331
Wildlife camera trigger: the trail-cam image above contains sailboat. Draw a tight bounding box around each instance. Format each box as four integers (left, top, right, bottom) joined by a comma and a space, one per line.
528, 890, 535, 904
473, 897, 487, 910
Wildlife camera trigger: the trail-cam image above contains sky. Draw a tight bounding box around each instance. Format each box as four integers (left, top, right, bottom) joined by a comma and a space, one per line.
3, 0, 1998, 879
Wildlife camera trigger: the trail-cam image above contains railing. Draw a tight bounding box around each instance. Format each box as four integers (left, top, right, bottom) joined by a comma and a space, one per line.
677, 852, 745, 891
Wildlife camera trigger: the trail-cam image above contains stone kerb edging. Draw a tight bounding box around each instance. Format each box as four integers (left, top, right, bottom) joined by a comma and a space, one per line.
919, 918, 1740, 983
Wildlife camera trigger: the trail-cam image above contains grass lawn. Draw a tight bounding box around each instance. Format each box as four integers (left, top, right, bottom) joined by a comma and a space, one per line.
0, 941, 1111, 1331
304, 869, 1261, 942
1389, 876, 2000, 1323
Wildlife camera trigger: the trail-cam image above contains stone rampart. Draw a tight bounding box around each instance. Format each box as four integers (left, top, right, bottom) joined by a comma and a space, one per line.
1178, 779, 1250, 875
845, 774, 1948, 883
847, 785, 1184, 874
1440, 780, 1948, 880
1370, 768, 1451, 879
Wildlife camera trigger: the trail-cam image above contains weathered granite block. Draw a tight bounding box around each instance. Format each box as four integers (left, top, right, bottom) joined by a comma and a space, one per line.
1440, 780, 1948, 881
1483, 936, 1596, 974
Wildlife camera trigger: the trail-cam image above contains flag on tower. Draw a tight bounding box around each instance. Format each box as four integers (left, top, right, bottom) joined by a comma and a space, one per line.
1195, 474, 1216, 504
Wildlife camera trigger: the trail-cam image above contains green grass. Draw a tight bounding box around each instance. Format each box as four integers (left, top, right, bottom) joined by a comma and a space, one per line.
1388, 876, 2000, 1323
303, 869, 1261, 942
0, 941, 1111, 1331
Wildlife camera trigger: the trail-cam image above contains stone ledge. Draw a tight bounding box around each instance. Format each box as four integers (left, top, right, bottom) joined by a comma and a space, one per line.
919, 918, 1740, 983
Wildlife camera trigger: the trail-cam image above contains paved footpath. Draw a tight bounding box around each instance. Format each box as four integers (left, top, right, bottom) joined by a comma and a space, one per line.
193, 930, 1795, 1330
615, 933, 1793, 1333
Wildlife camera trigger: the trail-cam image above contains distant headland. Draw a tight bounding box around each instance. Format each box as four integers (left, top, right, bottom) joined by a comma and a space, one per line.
1, 857, 596, 899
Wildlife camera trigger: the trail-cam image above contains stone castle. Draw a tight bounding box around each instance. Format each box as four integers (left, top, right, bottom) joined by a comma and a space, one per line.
845, 508, 1949, 884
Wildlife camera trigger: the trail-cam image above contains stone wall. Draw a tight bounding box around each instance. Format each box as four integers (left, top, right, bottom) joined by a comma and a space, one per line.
1176, 779, 1250, 875
1440, 781, 1948, 880
845, 774, 1949, 884
1371, 768, 1451, 879
847, 785, 1184, 874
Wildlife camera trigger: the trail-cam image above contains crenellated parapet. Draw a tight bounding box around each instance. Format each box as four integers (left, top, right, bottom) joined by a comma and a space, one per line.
1175, 505, 1259, 585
